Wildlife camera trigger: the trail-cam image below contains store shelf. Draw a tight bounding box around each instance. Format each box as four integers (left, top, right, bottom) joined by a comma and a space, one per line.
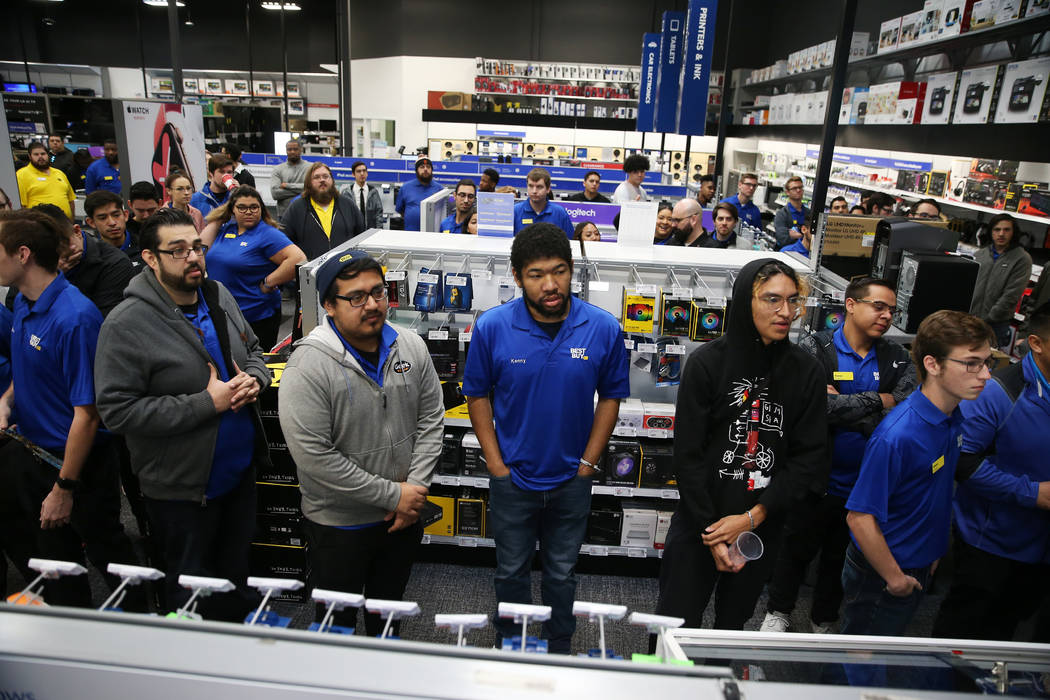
422, 109, 638, 131
433, 473, 680, 499
475, 91, 637, 102
421, 533, 664, 558
741, 14, 1050, 91
476, 72, 636, 85
725, 123, 1050, 163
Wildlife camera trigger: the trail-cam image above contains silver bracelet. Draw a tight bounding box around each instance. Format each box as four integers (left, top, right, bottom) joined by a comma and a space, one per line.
579, 457, 601, 472
746, 509, 755, 530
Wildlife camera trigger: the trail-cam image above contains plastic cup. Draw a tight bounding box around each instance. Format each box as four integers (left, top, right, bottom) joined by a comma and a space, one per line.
728, 531, 764, 567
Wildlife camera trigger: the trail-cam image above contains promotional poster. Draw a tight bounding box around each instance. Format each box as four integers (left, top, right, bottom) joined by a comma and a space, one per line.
121, 101, 206, 201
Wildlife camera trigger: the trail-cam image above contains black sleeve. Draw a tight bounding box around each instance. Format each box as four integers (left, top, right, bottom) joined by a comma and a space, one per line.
352, 200, 365, 236
758, 356, 829, 516
95, 249, 136, 318
673, 349, 718, 528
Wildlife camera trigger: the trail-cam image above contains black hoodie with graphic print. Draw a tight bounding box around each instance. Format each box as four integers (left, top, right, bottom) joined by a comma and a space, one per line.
673, 258, 828, 531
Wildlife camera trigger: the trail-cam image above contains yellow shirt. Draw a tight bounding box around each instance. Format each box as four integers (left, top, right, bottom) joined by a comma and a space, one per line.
311, 199, 334, 239
16, 165, 75, 218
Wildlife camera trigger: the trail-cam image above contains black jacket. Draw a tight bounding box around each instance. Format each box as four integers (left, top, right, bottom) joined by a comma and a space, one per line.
798, 329, 917, 439
673, 258, 828, 529
281, 193, 365, 261
564, 191, 611, 204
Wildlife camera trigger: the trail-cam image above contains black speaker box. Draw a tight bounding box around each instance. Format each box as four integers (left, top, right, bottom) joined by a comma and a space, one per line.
870, 218, 960, 286
892, 250, 980, 333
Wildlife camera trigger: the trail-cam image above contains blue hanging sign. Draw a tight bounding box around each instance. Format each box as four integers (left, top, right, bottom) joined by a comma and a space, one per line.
676, 0, 718, 135
654, 11, 685, 133
637, 32, 661, 132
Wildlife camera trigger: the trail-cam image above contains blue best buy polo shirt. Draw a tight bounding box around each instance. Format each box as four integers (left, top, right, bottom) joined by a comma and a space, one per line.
846, 388, 964, 568
11, 274, 103, 452
720, 194, 762, 229
440, 213, 466, 234
205, 220, 294, 323
513, 199, 574, 237
84, 159, 121, 195
827, 328, 881, 498
462, 296, 630, 491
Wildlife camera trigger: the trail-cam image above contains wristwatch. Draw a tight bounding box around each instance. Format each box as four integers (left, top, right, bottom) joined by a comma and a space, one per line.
55, 477, 80, 492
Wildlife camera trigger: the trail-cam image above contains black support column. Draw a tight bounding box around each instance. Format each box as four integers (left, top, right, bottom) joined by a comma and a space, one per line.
167, 0, 183, 103
337, 0, 353, 156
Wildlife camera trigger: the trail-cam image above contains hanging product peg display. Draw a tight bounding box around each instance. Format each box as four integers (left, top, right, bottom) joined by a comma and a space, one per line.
497, 602, 552, 654
100, 563, 164, 612
8, 558, 88, 607
310, 589, 365, 635
573, 601, 628, 660
434, 613, 489, 647
171, 575, 236, 621
244, 577, 305, 628
365, 599, 421, 640
628, 612, 686, 663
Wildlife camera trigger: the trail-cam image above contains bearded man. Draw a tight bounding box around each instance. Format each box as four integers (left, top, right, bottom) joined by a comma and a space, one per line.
281, 162, 365, 261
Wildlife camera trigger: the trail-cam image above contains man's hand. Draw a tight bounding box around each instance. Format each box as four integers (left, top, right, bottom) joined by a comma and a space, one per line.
280, 182, 289, 189
1037, 481, 1050, 510
0, 395, 13, 431
709, 542, 744, 573
885, 573, 922, 597
577, 463, 597, 478
879, 393, 897, 409
59, 249, 83, 272
701, 513, 751, 548
827, 384, 839, 395
205, 363, 236, 413
227, 361, 261, 412
40, 485, 74, 529
487, 460, 511, 478
385, 482, 428, 532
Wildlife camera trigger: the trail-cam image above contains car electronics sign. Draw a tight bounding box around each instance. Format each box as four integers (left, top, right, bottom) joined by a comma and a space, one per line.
637, 32, 661, 132
676, 0, 718, 135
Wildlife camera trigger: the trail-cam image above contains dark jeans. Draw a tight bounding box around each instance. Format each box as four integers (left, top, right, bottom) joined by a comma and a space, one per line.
656, 510, 782, 631
249, 312, 282, 353
767, 491, 850, 625
7, 437, 144, 610
840, 542, 931, 687
933, 533, 1050, 641
144, 469, 258, 621
487, 473, 592, 654
304, 517, 423, 638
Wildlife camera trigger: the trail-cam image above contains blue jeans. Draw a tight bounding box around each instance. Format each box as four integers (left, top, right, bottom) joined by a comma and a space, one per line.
487, 472, 592, 653
839, 542, 931, 687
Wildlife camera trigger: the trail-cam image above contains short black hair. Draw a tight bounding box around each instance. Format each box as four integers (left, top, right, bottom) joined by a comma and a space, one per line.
699, 174, 714, 185
139, 207, 195, 254
27, 141, 46, 155
103, 137, 118, 146
208, 155, 234, 174
128, 180, 160, 204
482, 168, 499, 184
868, 192, 896, 213
84, 190, 124, 218
351, 161, 366, 173
511, 222, 572, 275
849, 205, 866, 214
32, 203, 73, 228
712, 201, 739, 221
845, 276, 895, 301
455, 178, 477, 194
980, 213, 1021, 249
0, 209, 65, 273
224, 143, 243, 161
583, 170, 601, 181
624, 154, 650, 173
1027, 301, 1050, 340
322, 256, 385, 305
829, 195, 847, 207
914, 198, 941, 215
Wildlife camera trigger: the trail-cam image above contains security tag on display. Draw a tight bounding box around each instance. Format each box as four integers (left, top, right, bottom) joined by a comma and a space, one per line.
589, 281, 610, 292
624, 339, 635, 350
664, 344, 686, 355
386, 270, 406, 281
636, 284, 658, 295
429, 330, 449, 341
636, 343, 658, 354
446, 275, 467, 286
418, 273, 439, 284
672, 287, 692, 298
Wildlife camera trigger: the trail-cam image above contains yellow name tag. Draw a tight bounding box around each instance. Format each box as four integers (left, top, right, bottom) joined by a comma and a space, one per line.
442, 229, 450, 234
833, 371, 854, 381
932, 455, 945, 473
522, 218, 533, 224
104, 176, 113, 180
225, 233, 237, 238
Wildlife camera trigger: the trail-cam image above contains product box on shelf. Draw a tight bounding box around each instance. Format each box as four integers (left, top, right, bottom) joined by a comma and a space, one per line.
456, 497, 485, 537
1017, 186, 1050, 217
690, 300, 727, 340
250, 543, 309, 601
964, 177, 1004, 206
424, 495, 456, 536
259, 437, 298, 485
654, 510, 674, 549
642, 402, 676, 435
638, 441, 675, 488
622, 290, 657, 334
851, 89, 871, 123
918, 1, 944, 43
898, 11, 926, 47
939, 0, 976, 36
866, 81, 927, 124
993, 56, 1050, 124
969, 0, 997, 28
615, 398, 646, 433
850, 32, 871, 58
970, 158, 1020, 181
840, 87, 868, 124
921, 71, 959, 124
879, 17, 902, 53
1028, 0, 1050, 16
621, 503, 658, 549
928, 170, 949, 196
256, 481, 301, 517
460, 431, 488, 477
441, 429, 463, 474
601, 439, 641, 488
946, 159, 973, 201
953, 64, 1003, 124
995, 0, 1026, 22
586, 505, 623, 546
255, 513, 305, 548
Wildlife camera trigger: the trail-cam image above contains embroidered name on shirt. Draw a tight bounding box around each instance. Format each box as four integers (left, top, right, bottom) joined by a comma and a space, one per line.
932, 455, 945, 473
510, 358, 526, 364
833, 371, 853, 381
569, 347, 588, 360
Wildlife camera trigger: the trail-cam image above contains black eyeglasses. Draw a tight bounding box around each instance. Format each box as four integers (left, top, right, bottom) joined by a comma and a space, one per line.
234, 204, 261, 214
334, 285, 388, 308
947, 357, 995, 373
855, 298, 897, 315
156, 244, 208, 259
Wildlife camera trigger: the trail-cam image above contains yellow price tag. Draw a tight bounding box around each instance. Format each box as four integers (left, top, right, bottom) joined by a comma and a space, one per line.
932, 455, 945, 473
833, 371, 854, 381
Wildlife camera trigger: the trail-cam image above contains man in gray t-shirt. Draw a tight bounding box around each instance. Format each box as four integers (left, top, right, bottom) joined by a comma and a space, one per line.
270, 140, 310, 219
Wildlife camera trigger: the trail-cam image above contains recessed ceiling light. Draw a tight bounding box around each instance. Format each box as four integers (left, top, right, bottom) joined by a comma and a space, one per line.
143, 0, 186, 7
261, 2, 301, 10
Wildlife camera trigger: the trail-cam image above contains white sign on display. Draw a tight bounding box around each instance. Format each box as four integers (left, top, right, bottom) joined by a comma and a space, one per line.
477, 192, 515, 237
120, 101, 207, 202
617, 201, 659, 247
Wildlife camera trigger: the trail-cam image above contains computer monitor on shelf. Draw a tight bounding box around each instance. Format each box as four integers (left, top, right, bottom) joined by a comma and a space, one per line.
420, 187, 452, 233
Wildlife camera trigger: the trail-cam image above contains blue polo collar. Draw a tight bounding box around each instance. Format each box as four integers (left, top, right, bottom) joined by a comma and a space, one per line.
18, 273, 68, 316
912, 386, 960, 427
509, 295, 587, 338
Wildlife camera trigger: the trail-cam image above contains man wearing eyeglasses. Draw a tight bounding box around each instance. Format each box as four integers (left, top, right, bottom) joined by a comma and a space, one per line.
95, 207, 271, 620
440, 179, 477, 234
908, 199, 942, 221
761, 277, 916, 635
720, 172, 762, 229
839, 310, 992, 667
278, 250, 443, 637
773, 176, 809, 250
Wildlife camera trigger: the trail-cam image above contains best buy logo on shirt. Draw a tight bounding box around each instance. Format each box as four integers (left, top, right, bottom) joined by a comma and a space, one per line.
570, 347, 588, 360
29, 334, 43, 351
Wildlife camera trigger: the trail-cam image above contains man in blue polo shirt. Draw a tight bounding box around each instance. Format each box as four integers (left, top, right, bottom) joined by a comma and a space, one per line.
84, 139, 122, 195
842, 310, 992, 661
933, 301, 1050, 642
773, 176, 809, 249
463, 223, 629, 653
396, 157, 443, 232
720, 172, 762, 229
440, 179, 476, 234
780, 216, 812, 258
0, 208, 141, 609
762, 277, 916, 635
513, 168, 574, 237
190, 156, 236, 218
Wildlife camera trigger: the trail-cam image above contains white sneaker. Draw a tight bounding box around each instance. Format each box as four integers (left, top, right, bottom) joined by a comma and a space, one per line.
759, 611, 790, 633
810, 622, 834, 634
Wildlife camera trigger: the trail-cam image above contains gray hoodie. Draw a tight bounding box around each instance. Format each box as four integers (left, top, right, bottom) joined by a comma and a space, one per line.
278, 318, 443, 527
94, 272, 271, 502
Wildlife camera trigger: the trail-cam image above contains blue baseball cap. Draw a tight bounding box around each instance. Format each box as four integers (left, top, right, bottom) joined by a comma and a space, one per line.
315, 248, 377, 301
